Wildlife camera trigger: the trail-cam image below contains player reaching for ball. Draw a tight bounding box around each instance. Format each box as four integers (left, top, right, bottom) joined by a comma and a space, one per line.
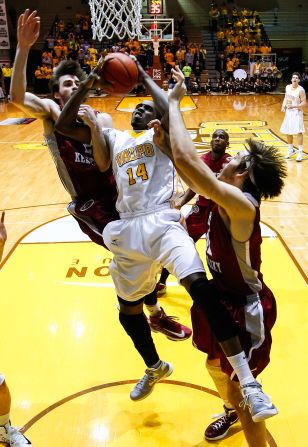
11, 8, 192, 345
56, 57, 279, 425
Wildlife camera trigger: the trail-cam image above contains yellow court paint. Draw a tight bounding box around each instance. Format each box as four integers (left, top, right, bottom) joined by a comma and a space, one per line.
0, 216, 307, 446
13, 143, 47, 151
117, 95, 196, 112
191, 121, 289, 155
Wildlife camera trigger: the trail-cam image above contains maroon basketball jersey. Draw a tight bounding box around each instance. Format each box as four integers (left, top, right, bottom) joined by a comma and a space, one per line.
196, 152, 230, 207
52, 131, 117, 206
205, 193, 264, 297
45, 131, 119, 247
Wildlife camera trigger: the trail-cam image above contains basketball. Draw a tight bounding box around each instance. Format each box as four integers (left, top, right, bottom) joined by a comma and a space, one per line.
99, 53, 139, 94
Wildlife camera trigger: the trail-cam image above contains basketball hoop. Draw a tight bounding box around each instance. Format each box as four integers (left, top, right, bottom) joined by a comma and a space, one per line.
88, 0, 142, 40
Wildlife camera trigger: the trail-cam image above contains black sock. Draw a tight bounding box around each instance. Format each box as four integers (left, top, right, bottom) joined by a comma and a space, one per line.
119, 312, 160, 367
189, 278, 238, 342
159, 267, 170, 284
143, 289, 157, 306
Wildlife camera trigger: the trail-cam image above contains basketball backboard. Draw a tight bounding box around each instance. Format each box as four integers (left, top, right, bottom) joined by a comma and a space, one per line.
138, 18, 174, 42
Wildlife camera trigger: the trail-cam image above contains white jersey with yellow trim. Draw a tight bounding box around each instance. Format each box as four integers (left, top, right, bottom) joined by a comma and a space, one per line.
104, 128, 183, 217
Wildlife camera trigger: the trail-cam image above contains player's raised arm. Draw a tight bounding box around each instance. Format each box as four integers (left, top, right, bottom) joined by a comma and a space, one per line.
54, 73, 96, 143
10, 9, 56, 118
168, 67, 255, 223
55, 70, 111, 171
137, 61, 169, 131
55, 57, 112, 143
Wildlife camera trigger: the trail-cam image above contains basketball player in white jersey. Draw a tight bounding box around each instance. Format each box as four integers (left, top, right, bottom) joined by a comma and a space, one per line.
11, 8, 191, 345
0, 212, 32, 446
57, 61, 278, 422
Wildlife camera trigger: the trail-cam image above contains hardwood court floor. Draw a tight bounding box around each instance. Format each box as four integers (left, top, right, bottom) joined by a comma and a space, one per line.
0, 93, 307, 447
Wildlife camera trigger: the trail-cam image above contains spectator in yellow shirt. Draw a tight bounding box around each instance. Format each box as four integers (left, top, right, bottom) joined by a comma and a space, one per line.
2, 64, 12, 97
226, 58, 234, 79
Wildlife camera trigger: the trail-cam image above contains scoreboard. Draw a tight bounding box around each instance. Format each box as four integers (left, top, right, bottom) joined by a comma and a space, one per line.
148, 0, 163, 15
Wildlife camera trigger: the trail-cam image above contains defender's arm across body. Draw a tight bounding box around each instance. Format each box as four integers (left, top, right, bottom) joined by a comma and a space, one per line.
169, 67, 255, 241
55, 73, 111, 171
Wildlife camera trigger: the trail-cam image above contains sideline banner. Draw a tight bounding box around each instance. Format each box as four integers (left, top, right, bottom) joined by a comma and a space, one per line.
0, 0, 10, 49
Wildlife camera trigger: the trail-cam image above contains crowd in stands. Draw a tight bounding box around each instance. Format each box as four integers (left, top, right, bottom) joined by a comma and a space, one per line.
30, 5, 284, 96
33, 12, 208, 94
164, 73, 277, 95
209, 1, 281, 91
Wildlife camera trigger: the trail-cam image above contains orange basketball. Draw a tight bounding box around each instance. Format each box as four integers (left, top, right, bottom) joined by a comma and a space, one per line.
100, 52, 139, 94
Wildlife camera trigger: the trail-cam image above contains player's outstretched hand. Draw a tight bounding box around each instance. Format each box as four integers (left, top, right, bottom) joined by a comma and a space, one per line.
17, 9, 40, 48
148, 119, 173, 158
148, 119, 164, 147
84, 57, 114, 92
169, 66, 186, 102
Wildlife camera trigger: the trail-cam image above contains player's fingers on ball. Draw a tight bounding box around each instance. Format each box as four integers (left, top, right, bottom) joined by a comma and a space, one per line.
1, 211, 5, 223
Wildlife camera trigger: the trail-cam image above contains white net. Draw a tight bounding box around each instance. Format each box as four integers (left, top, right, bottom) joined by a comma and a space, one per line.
88, 0, 143, 41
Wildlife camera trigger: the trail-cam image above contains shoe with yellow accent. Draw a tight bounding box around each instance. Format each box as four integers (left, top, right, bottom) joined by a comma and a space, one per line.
130, 360, 173, 401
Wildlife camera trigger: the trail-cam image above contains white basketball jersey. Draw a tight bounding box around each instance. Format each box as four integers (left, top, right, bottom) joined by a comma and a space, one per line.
104, 128, 182, 216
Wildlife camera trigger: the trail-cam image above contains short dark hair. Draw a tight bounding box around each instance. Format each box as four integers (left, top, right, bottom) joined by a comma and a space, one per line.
292, 72, 301, 80
48, 60, 87, 94
237, 139, 287, 200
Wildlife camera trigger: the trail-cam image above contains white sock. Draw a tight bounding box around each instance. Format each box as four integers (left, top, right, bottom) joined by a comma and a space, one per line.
298, 145, 303, 153
226, 352, 254, 386
0, 373, 4, 386
0, 412, 10, 426
288, 144, 294, 153
145, 303, 161, 317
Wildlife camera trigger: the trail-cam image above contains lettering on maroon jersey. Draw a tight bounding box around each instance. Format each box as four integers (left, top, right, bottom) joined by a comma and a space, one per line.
74, 151, 95, 165
206, 255, 222, 273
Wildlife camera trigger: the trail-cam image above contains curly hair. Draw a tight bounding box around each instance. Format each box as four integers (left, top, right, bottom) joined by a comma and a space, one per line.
236, 139, 287, 200
48, 60, 87, 94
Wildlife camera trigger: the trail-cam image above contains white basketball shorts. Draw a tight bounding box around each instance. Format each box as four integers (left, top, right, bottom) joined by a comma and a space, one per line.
103, 208, 205, 301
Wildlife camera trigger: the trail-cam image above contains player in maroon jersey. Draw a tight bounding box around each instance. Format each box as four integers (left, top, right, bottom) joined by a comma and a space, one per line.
168, 66, 287, 446
156, 129, 231, 295
10, 9, 118, 247
10, 9, 192, 342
